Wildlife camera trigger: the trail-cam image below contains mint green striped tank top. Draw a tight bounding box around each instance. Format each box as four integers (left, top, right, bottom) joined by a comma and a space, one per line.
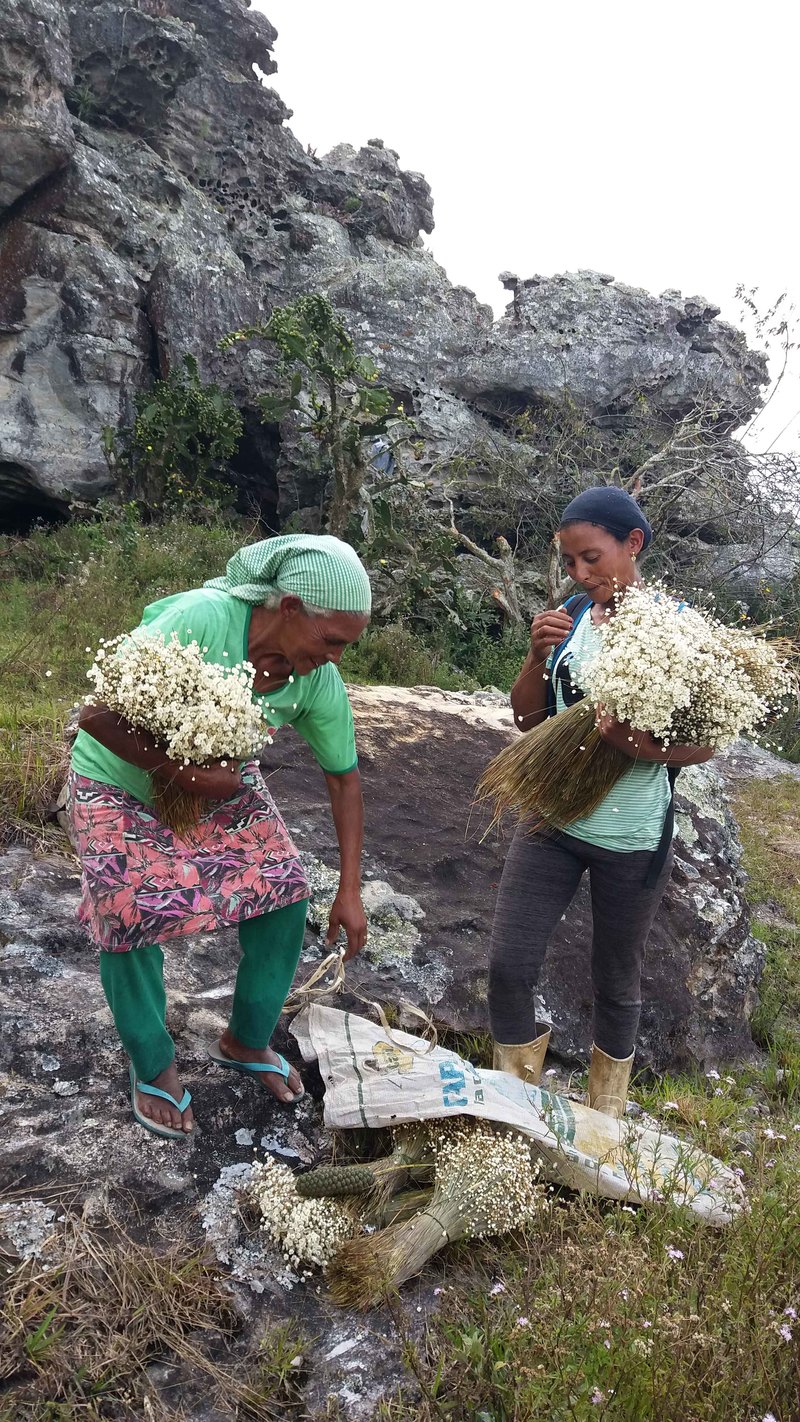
549, 608, 669, 852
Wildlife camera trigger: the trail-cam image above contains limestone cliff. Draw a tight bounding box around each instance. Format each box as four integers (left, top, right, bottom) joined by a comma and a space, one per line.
0, 0, 767, 528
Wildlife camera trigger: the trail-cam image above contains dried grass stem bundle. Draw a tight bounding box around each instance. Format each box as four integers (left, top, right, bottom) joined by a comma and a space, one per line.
327, 1121, 542, 1310
151, 774, 202, 835
477, 701, 630, 833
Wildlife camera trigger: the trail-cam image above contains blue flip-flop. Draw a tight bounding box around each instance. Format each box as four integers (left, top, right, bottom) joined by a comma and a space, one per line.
129, 1063, 194, 1141
207, 1043, 305, 1103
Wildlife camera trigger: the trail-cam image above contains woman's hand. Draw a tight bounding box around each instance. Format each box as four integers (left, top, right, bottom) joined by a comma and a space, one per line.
326, 887, 368, 962
530, 608, 574, 662
168, 759, 243, 799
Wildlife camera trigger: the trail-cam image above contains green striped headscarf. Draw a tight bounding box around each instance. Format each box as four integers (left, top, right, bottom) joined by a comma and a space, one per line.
204, 533, 372, 613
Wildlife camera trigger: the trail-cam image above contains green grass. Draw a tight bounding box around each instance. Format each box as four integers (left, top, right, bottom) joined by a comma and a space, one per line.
341, 621, 529, 695
377, 1127, 800, 1421
734, 777, 800, 1058
341, 623, 473, 691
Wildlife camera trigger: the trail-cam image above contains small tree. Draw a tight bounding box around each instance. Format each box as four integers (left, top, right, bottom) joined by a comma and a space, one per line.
221, 294, 402, 537
103, 355, 243, 519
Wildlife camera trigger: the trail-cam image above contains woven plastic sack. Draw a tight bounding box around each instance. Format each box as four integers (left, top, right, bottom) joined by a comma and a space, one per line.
291, 1005, 744, 1226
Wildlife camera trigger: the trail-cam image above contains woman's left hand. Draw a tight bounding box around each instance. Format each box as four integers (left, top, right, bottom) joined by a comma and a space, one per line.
326, 888, 368, 961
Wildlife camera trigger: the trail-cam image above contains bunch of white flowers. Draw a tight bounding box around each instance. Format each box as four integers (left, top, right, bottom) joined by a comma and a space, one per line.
583, 584, 793, 751
86, 630, 267, 767
328, 1120, 544, 1308
247, 1156, 358, 1278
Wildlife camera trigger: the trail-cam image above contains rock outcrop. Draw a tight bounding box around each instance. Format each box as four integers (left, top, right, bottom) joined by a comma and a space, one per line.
0, 0, 768, 528
1, 682, 785, 1413
0, 0, 75, 211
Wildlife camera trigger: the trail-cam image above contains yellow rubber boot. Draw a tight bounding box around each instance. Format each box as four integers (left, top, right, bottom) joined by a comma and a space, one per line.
587, 1043, 634, 1119
492, 1028, 551, 1086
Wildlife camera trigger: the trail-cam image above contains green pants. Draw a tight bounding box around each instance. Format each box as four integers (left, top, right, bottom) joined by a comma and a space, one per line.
99, 898, 308, 1082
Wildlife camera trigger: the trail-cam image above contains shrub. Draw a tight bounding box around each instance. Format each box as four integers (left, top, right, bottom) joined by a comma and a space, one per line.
104, 354, 243, 519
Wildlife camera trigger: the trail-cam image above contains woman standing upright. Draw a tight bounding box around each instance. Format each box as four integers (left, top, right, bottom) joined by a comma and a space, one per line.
68, 534, 371, 1140
488, 487, 714, 1117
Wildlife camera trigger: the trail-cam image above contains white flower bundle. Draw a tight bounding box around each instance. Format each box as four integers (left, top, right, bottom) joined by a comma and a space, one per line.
327, 1120, 544, 1309
247, 1156, 359, 1280
86, 630, 267, 830
478, 583, 796, 832
583, 584, 793, 751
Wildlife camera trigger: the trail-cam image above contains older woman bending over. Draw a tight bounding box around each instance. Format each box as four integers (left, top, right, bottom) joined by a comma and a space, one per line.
68, 534, 371, 1139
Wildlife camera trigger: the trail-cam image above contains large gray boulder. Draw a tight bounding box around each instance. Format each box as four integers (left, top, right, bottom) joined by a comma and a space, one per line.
455, 272, 767, 427
0, 0, 768, 528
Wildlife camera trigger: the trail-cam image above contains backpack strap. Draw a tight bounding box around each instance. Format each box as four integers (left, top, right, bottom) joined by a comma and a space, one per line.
545, 593, 593, 718
644, 765, 680, 888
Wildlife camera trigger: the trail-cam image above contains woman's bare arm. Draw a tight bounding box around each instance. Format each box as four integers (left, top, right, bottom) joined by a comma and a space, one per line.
510, 609, 574, 729
77, 703, 242, 797
595, 710, 715, 767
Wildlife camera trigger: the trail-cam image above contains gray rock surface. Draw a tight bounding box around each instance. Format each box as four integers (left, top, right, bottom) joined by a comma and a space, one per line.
456, 272, 766, 426
0, 0, 768, 527
1, 684, 790, 1415
0, 0, 74, 212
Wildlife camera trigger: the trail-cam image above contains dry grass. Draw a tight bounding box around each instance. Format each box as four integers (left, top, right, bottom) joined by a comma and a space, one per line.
476, 702, 630, 834
0, 708, 71, 851
0, 1202, 307, 1422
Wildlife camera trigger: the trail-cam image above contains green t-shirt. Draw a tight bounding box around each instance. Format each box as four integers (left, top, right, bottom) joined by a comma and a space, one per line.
548, 608, 670, 852
71, 587, 358, 805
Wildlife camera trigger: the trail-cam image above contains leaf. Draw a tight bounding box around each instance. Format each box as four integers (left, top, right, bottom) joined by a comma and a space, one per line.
258, 395, 296, 424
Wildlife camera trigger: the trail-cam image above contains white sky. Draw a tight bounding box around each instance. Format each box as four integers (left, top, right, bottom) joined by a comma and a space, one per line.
256, 0, 799, 452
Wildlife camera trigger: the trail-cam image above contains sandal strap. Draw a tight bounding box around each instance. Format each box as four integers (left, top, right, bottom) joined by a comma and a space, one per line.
227, 1054, 290, 1081
135, 1079, 192, 1112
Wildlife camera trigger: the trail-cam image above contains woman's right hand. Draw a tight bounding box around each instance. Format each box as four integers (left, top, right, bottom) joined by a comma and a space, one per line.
530, 609, 574, 661
168, 759, 243, 800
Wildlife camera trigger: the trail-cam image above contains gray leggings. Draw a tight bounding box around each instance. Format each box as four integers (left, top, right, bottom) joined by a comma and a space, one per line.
488, 825, 673, 1058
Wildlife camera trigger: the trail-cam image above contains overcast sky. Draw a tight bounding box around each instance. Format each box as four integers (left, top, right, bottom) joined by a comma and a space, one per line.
256, 1, 799, 452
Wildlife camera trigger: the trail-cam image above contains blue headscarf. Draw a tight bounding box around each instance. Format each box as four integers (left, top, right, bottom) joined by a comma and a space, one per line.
559, 486, 653, 549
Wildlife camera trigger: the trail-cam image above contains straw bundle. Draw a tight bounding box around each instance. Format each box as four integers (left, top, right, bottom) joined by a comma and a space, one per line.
477, 700, 630, 834
327, 1120, 543, 1310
